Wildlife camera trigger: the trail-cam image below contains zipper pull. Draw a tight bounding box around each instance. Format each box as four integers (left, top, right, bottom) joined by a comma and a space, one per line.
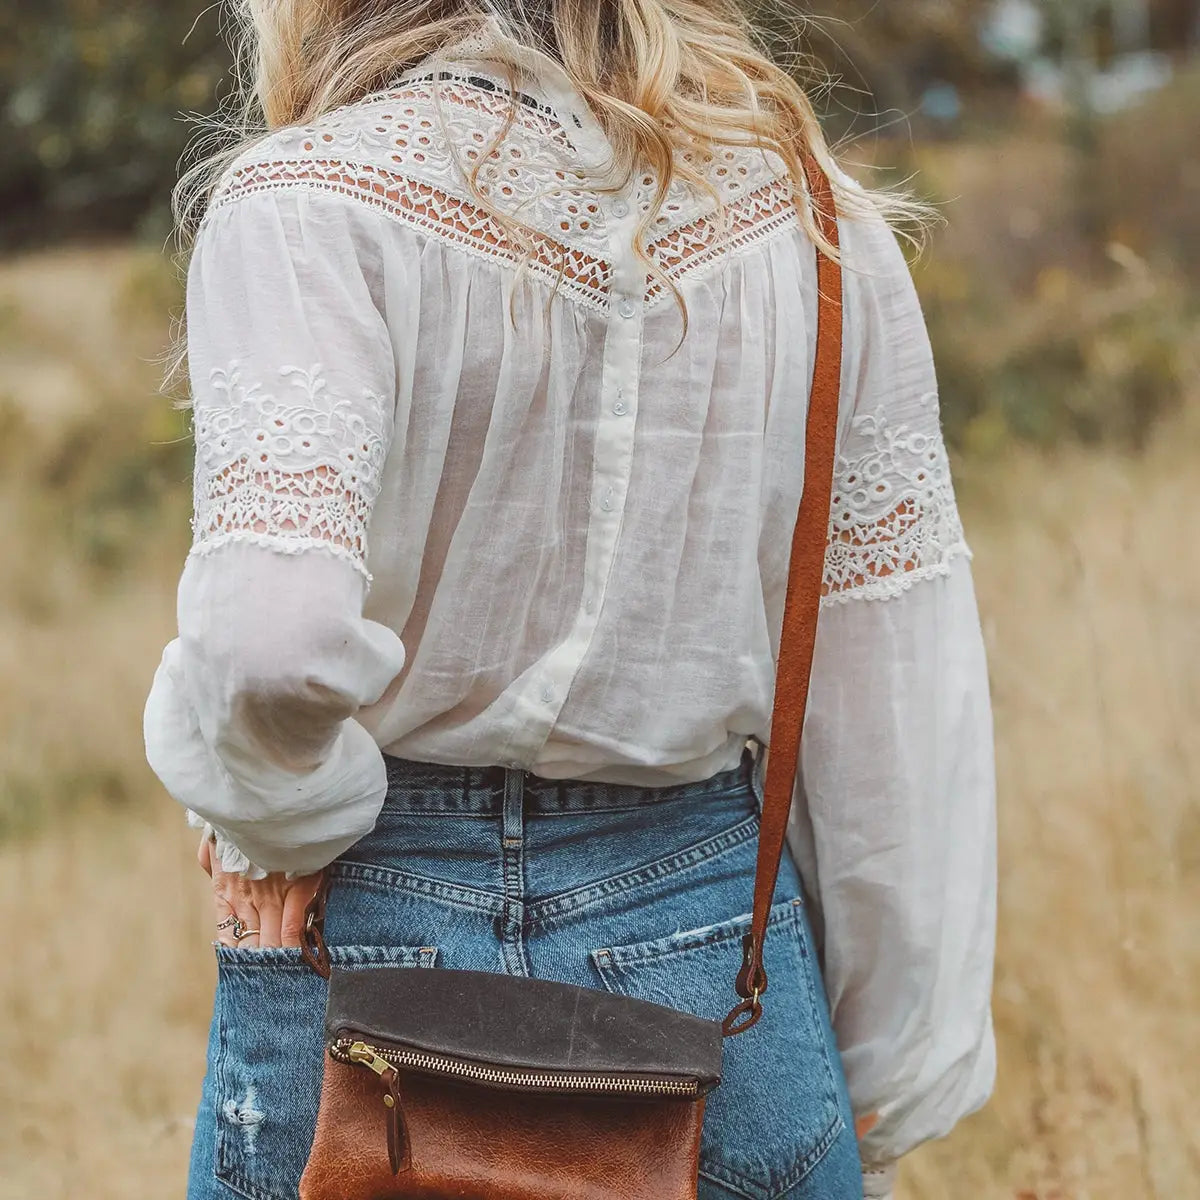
347, 1041, 394, 1076
347, 1042, 410, 1173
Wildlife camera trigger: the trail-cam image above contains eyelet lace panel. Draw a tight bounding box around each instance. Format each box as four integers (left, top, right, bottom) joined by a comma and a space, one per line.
189, 361, 392, 584
203, 70, 798, 314
821, 392, 970, 605
209, 158, 615, 314
645, 174, 798, 305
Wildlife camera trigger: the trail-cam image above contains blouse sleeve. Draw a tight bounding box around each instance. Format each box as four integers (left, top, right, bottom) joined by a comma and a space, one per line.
142, 184, 408, 878
784, 207, 998, 1188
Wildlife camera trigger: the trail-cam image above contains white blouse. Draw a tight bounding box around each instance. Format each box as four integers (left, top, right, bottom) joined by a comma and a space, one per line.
143, 19, 996, 1188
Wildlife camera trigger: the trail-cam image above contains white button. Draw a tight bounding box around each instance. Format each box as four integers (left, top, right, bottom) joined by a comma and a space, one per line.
585, 598, 595, 614
540, 686, 555, 703
617, 298, 637, 319
611, 199, 629, 218
613, 400, 628, 416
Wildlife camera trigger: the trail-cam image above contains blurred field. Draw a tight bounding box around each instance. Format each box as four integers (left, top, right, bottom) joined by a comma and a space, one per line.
1, 118, 1198, 1198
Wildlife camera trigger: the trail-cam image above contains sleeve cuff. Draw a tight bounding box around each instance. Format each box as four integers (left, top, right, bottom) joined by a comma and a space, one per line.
187, 810, 308, 880
862, 1162, 899, 1199
147, 636, 389, 876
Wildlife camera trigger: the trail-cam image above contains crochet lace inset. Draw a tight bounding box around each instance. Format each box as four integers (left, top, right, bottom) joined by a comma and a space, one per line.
189, 361, 391, 583
203, 68, 801, 315
822, 391, 970, 605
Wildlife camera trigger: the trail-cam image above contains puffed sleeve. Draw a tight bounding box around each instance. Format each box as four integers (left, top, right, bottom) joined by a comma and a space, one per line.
784, 207, 998, 1190
142, 183, 408, 878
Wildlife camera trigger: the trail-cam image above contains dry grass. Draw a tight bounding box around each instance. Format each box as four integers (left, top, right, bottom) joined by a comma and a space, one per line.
903, 414, 1200, 1198
0, 234, 1197, 1200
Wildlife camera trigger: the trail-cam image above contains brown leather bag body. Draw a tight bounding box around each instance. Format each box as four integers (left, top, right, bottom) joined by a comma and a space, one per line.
295, 155, 844, 1200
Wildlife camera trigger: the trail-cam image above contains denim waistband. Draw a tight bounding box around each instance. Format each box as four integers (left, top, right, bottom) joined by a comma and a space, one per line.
379, 742, 760, 815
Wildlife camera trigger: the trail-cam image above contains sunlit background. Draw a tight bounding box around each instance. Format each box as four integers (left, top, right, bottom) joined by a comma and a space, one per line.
1, 3, 1197, 1197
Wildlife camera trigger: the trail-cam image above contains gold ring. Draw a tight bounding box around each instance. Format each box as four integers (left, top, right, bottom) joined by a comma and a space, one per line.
233, 927, 261, 941
216, 914, 239, 931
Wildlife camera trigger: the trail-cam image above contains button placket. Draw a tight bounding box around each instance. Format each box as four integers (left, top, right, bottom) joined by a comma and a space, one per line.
480, 51, 645, 774
495, 78, 642, 765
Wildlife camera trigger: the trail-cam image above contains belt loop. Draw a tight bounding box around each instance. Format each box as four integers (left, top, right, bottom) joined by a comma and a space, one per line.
502, 766, 525, 842
747, 736, 767, 815
744, 735, 761, 768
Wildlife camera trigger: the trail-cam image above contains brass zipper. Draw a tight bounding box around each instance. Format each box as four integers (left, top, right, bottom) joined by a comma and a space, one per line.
329, 1037, 700, 1098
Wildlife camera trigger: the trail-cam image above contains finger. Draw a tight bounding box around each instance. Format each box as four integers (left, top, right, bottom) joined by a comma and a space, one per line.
212, 888, 240, 948
198, 834, 213, 877
213, 870, 259, 949
228, 877, 261, 949
281, 874, 323, 948
256, 897, 283, 949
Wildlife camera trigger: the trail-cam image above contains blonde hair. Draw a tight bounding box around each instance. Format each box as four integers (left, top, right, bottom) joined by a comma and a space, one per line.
164, 1, 927, 396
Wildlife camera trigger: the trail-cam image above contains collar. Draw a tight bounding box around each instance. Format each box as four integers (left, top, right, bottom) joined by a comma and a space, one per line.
390, 15, 613, 168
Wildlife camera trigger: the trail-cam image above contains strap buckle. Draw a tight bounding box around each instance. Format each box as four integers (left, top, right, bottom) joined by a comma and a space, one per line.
299, 871, 332, 980
734, 931, 768, 999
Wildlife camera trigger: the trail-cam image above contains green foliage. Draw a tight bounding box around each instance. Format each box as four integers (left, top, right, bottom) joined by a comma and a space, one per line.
905, 65, 1200, 455
0, 0, 1000, 246
0, 249, 193, 585
927, 260, 1193, 455
0, 0, 233, 249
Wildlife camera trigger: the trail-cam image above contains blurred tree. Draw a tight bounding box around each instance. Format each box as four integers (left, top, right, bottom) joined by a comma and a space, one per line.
0, 0, 1005, 244
750, 0, 999, 136
1153, 0, 1200, 50
0, 0, 232, 250
1, 0, 1196, 246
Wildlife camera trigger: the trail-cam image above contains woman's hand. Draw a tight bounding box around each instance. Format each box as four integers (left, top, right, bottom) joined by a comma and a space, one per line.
199, 835, 323, 949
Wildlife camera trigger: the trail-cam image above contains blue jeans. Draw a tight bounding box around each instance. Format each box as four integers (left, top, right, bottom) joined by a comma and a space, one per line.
188, 745, 864, 1200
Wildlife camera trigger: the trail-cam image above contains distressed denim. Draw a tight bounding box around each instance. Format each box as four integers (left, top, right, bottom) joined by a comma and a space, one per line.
188, 746, 864, 1200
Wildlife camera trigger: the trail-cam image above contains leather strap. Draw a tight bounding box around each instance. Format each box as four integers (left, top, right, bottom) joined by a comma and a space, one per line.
301, 156, 844, 1038
300, 870, 332, 980
723, 154, 842, 1037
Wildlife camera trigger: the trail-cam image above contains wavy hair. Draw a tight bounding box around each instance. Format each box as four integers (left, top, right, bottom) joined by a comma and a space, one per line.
164, 0, 928, 396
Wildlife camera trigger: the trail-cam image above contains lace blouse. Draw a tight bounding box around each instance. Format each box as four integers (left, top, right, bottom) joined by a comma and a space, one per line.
142, 19, 996, 1188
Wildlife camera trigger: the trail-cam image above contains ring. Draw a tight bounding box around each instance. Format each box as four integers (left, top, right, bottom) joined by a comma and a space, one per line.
216, 914, 239, 931
233, 927, 262, 941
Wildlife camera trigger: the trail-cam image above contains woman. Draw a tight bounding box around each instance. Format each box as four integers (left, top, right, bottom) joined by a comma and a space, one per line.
144, 4, 997, 1199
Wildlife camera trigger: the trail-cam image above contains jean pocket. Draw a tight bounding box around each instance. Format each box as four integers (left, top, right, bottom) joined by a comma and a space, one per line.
212, 944, 438, 1200
591, 899, 843, 1200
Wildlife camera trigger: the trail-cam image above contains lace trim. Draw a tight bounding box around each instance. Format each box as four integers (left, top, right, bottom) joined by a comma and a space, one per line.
204, 71, 798, 314
190, 361, 391, 583
205, 72, 604, 254
187, 811, 273, 881
646, 174, 798, 302
378, 68, 574, 148
821, 393, 970, 605
209, 157, 797, 316
209, 159, 615, 314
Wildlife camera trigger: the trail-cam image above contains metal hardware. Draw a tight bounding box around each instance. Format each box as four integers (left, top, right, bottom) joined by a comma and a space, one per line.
331, 1037, 699, 1098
